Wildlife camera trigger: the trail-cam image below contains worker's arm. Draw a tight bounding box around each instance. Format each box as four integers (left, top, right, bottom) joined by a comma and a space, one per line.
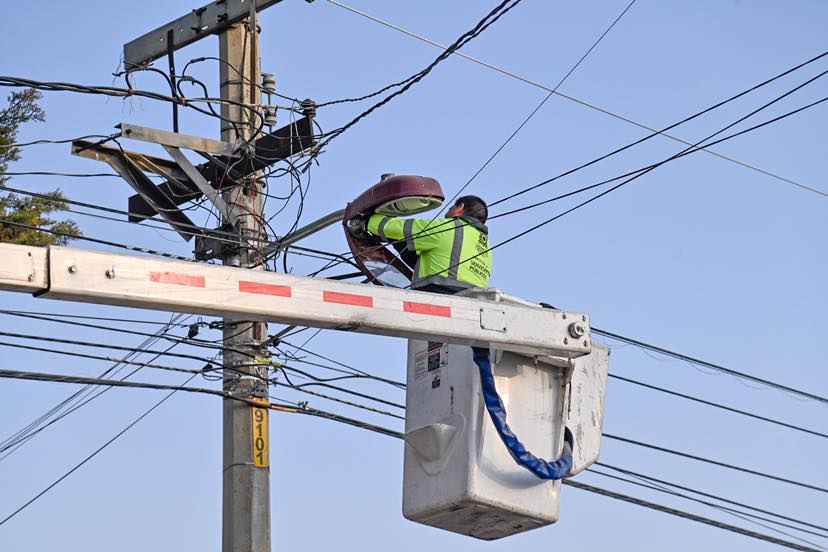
367, 215, 455, 253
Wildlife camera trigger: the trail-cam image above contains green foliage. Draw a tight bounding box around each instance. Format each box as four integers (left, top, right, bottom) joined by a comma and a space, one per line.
0, 89, 81, 245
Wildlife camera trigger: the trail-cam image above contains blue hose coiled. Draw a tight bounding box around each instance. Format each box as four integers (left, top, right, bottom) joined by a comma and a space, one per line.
472, 347, 572, 480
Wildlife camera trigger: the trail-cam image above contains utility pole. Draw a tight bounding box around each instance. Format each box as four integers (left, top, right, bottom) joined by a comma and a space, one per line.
218, 14, 271, 552
80, 2, 315, 550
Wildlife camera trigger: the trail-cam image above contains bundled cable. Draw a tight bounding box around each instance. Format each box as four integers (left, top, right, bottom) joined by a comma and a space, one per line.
472, 347, 572, 480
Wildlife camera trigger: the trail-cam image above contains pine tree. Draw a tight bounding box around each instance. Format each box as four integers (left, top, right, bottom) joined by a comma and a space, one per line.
0, 89, 81, 246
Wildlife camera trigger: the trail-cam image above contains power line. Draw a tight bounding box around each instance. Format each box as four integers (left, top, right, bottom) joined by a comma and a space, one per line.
0, 76, 266, 131
4, 364, 818, 551
0, 339, 210, 377
0, 368, 235, 400
608, 373, 828, 439
0, 309, 403, 393
2, 171, 122, 178
325, 0, 827, 198
0, 346, 188, 459
0, 218, 192, 261
0, 368, 390, 527
264, 389, 823, 551
595, 328, 828, 405
0, 330, 218, 367
603, 432, 828, 495
564, 479, 821, 552
586, 468, 828, 548
0, 372, 201, 528
488, 48, 828, 208
0, 134, 113, 149
0, 309, 191, 327
317, 77, 828, 280
402, 90, 828, 294
448, 0, 638, 205
317, 0, 524, 149
0, 315, 189, 459
596, 462, 828, 535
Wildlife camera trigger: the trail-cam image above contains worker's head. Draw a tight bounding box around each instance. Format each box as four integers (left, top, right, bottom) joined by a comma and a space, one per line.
446, 195, 488, 222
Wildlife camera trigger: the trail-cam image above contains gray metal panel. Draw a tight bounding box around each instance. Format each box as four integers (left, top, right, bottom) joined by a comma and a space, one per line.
565, 343, 610, 476
123, 0, 284, 67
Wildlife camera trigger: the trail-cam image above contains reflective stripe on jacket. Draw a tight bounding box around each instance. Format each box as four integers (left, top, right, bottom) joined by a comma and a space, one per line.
367, 214, 492, 289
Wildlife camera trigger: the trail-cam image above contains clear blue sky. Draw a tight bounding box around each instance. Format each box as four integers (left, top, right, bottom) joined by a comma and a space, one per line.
0, 1, 826, 550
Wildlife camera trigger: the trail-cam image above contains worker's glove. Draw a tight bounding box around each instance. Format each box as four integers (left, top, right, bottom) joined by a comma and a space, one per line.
347, 215, 368, 237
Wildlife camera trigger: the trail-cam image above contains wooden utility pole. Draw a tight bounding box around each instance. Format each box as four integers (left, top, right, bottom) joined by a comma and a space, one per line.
218, 16, 272, 552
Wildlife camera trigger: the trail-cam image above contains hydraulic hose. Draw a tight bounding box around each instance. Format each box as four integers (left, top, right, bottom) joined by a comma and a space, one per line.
472, 347, 572, 480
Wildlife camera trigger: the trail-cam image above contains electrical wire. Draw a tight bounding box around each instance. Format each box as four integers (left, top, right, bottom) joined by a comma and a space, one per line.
3, 364, 819, 550
312, 80, 828, 278
564, 479, 821, 552
608, 373, 828, 440
0, 314, 188, 459
585, 468, 828, 548
0, 134, 114, 149
0, 339, 212, 377
603, 432, 828, 494
0, 76, 266, 132
487, 48, 828, 208
0, 309, 189, 327
325, 0, 827, 198
446, 0, 638, 206
277, 340, 405, 389
0, 218, 193, 261
316, 0, 524, 150
0, 310, 254, 362
0, 371, 201, 528
596, 462, 828, 535
263, 389, 822, 552
2, 171, 122, 178
0, 185, 285, 255
395, 89, 828, 296
0, 330, 219, 366
339, 57, 828, 270
595, 328, 828, 405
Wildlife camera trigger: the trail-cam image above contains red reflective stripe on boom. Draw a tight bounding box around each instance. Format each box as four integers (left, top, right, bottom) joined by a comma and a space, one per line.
239, 281, 292, 297
404, 301, 451, 318
323, 290, 373, 307
149, 271, 205, 288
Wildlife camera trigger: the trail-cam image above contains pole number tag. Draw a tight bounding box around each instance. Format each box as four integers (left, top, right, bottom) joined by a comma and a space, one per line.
251, 401, 270, 468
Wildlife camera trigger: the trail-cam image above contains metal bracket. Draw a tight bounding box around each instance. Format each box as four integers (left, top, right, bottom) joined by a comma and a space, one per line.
102, 151, 198, 242
119, 123, 240, 157
164, 145, 239, 227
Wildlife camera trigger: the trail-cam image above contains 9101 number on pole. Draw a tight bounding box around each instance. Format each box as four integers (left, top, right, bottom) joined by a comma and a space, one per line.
251, 402, 269, 468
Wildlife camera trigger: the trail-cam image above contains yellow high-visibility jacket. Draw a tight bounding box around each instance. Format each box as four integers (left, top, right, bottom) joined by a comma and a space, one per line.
367, 214, 492, 290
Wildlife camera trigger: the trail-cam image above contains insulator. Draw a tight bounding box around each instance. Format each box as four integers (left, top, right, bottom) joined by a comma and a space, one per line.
264, 105, 277, 127
261, 73, 276, 95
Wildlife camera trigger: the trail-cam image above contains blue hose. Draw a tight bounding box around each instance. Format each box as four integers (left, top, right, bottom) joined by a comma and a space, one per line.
472, 347, 572, 480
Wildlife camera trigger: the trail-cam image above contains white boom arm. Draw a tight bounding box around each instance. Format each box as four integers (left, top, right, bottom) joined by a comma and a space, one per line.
0, 244, 591, 357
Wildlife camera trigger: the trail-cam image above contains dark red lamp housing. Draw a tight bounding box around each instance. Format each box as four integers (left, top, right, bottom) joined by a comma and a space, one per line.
343, 175, 444, 287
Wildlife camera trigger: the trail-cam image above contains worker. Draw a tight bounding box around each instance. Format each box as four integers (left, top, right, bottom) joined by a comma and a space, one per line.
366, 195, 493, 295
